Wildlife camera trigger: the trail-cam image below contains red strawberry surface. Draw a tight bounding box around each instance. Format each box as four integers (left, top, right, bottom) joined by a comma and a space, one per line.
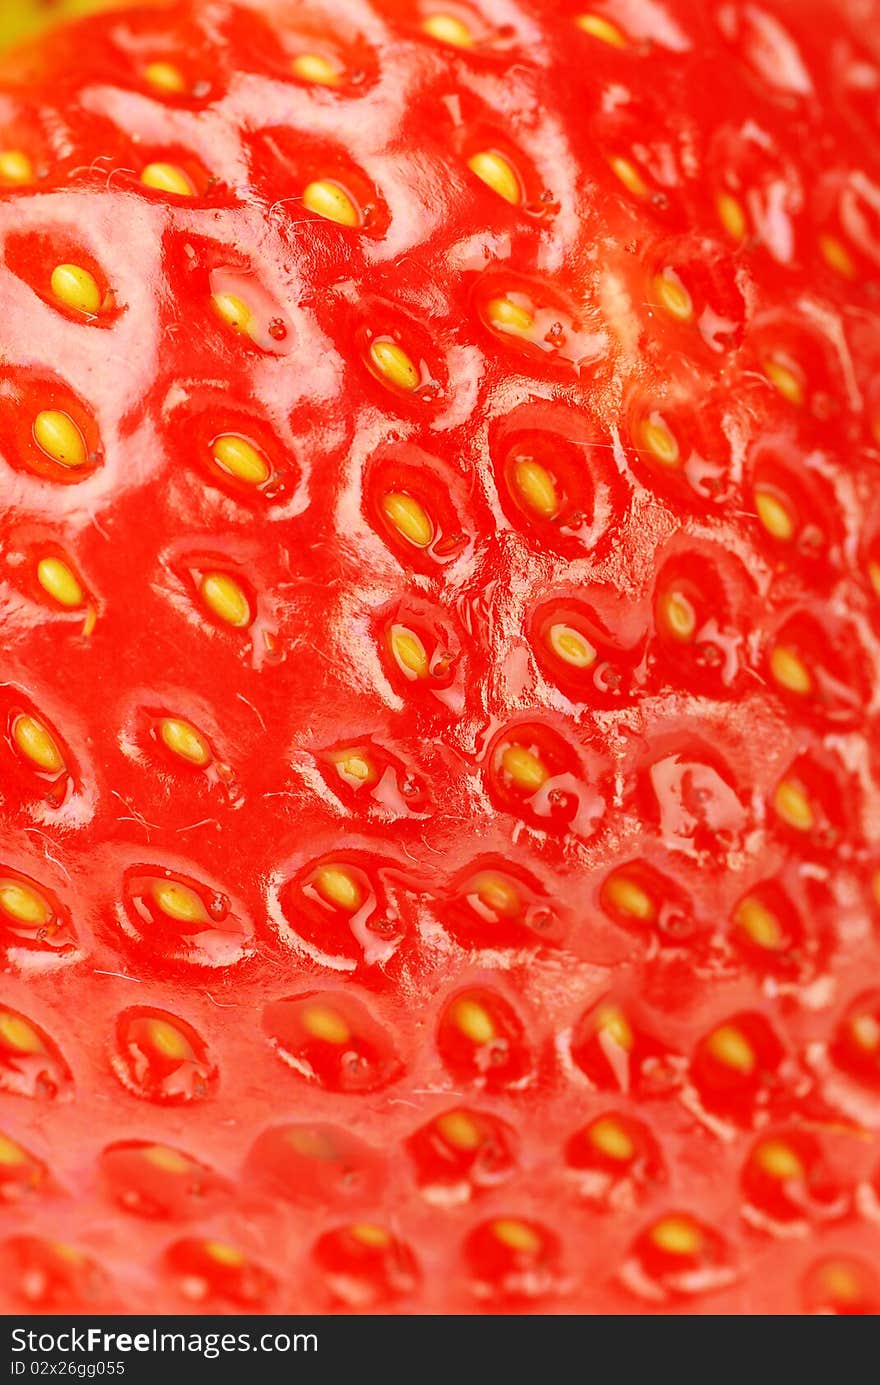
0, 0, 880, 1316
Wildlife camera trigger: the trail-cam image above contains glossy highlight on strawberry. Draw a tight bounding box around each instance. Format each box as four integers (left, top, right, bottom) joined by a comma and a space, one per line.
0, 0, 879, 1316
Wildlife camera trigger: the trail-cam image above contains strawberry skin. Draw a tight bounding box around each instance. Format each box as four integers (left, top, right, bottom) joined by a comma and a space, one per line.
1, 0, 880, 1315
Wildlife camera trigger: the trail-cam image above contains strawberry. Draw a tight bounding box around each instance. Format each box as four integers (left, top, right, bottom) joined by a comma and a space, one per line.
0, 0, 879, 1317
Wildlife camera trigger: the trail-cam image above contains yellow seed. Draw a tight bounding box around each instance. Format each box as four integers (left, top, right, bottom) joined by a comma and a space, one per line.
381, 492, 434, 547
818, 232, 856, 280
144, 61, 187, 94
576, 13, 628, 46
756, 1139, 804, 1181
302, 179, 360, 227
640, 415, 680, 468
0, 879, 52, 927
735, 896, 784, 950
37, 555, 84, 612
501, 743, 549, 792
37, 556, 84, 609
436, 1109, 482, 1150
770, 645, 812, 696
588, 1116, 635, 1162
608, 154, 648, 199
472, 872, 520, 918
152, 881, 208, 925
754, 488, 795, 541
13, 714, 64, 774
717, 191, 747, 241
369, 340, 419, 391
333, 749, 374, 784
0, 1134, 27, 1166
52, 1243, 84, 1265
707, 1024, 755, 1074
212, 293, 253, 336
0, 1012, 42, 1054
389, 624, 429, 680
302, 1005, 351, 1045
512, 458, 560, 518
868, 560, 880, 601
291, 53, 343, 86
547, 623, 597, 668
650, 1215, 702, 1257
597, 1006, 634, 1051
763, 356, 805, 406
604, 874, 655, 922
285, 1126, 337, 1159
204, 1241, 246, 1267
199, 572, 252, 628
158, 717, 211, 767
773, 778, 814, 832
140, 162, 195, 196
313, 865, 364, 913
211, 435, 270, 486
50, 263, 102, 316
821, 1261, 862, 1302
493, 1219, 541, 1253
486, 295, 535, 336
143, 1145, 192, 1174
422, 13, 474, 47
654, 269, 693, 322
351, 1223, 391, 1248
147, 1019, 189, 1061
849, 1013, 880, 1053
0, 149, 34, 186
33, 411, 87, 469
467, 150, 521, 205
659, 589, 697, 642
450, 997, 496, 1045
